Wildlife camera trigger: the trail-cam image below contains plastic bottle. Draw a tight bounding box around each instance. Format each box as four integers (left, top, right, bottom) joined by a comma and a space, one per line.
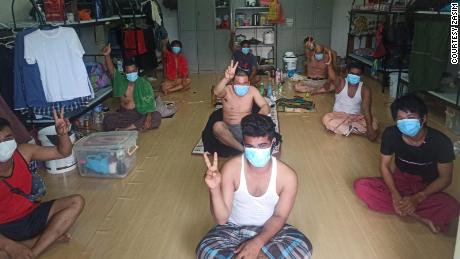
259, 82, 265, 96
267, 82, 273, 98
93, 104, 104, 130
275, 68, 281, 84
116, 59, 123, 72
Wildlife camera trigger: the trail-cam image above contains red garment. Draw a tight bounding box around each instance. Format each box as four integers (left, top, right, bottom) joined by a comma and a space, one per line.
354, 168, 460, 232
0, 151, 37, 224
123, 29, 147, 58
164, 50, 189, 81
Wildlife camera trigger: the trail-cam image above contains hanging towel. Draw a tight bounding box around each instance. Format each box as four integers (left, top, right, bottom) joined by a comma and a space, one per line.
409, 14, 450, 91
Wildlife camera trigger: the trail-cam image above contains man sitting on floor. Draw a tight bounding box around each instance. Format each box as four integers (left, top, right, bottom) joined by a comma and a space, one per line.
197, 114, 312, 259
0, 109, 85, 258
322, 59, 378, 141
230, 31, 261, 85
212, 60, 269, 153
294, 36, 336, 94
101, 44, 161, 131
161, 39, 191, 95
354, 94, 460, 233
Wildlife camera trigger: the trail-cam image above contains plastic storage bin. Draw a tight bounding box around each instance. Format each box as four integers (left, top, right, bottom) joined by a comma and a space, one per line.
74, 131, 138, 178
445, 107, 460, 135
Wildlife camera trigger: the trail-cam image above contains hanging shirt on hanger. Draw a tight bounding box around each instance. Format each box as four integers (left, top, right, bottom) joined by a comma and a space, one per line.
24, 27, 93, 102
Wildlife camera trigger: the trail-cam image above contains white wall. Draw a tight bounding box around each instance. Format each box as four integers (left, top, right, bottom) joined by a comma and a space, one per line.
159, 0, 178, 41
1, 0, 35, 25
330, 0, 353, 57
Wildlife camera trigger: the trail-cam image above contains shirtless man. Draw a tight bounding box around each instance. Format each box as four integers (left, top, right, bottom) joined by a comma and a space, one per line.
197, 114, 312, 259
212, 60, 270, 152
101, 44, 161, 131
0, 109, 84, 259
295, 36, 337, 94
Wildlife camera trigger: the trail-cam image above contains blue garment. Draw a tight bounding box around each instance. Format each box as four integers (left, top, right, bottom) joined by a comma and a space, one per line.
14, 28, 48, 109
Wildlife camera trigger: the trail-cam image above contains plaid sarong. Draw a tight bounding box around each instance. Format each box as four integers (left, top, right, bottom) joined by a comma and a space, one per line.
196, 223, 312, 259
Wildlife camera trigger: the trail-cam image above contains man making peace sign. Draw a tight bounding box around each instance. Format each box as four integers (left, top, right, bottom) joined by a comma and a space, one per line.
211, 60, 270, 153
196, 113, 312, 259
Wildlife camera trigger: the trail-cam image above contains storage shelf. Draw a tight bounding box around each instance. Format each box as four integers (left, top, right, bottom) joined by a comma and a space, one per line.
350, 9, 407, 15
236, 25, 274, 29
235, 7, 269, 10
348, 54, 408, 72
250, 44, 274, 47
15, 15, 146, 29
26, 87, 113, 124
415, 11, 450, 15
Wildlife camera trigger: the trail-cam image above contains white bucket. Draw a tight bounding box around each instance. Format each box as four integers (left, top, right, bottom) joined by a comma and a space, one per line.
263, 31, 274, 44
38, 126, 77, 174
283, 52, 298, 77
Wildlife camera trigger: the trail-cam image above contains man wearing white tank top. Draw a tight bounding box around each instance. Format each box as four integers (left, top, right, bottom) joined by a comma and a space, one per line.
322, 56, 378, 141
196, 114, 312, 259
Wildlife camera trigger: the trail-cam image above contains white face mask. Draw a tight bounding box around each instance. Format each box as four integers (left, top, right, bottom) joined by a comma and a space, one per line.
0, 139, 17, 162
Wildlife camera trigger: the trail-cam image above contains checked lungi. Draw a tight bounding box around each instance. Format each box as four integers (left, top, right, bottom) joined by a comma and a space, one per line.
196, 223, 312, 259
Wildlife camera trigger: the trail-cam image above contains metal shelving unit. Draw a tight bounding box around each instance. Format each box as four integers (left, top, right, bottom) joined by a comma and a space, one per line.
232, 6, 277, 70
346, 0, 411, 93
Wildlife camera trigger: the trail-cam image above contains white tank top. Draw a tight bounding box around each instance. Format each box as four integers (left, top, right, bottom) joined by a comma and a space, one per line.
333, 80, 363, 115
228, 155, 279, 226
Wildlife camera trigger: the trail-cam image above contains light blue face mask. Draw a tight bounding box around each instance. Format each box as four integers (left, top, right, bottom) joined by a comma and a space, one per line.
397, 118, 422, 137
244, 147, 272, 168
314, 53, 324, 61
346, 73, 361, 85
126, 72, 139, 82
234, 84, 250, 96
172, 46, 181, 54
241, 47, 250, 55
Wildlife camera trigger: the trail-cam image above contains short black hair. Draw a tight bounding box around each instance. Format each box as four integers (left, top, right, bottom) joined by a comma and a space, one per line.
123, 57, 137, 68
235, 70, 249, 77
170, 40, 182, 48
240, 40, 250, 47
0, 117, 11, 131
390, 94, 428, 120
303, 36, 313, 44
346, 61, 364, 72
241, 113, 281, 151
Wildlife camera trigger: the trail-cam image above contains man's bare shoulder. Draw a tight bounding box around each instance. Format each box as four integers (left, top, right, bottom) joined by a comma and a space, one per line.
221, 156, 242, 175
276, 159, 297, 183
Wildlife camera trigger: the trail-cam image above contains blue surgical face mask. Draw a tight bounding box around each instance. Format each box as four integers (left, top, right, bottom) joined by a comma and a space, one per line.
314, 53, 324, 61
244, 147, 272, 168
172, 46, 181, 54
346, 73, 361, 85
126, 72, 139, 82
234, 84, 250, 96
397, 118, 422, 137
241, 47, 250, 55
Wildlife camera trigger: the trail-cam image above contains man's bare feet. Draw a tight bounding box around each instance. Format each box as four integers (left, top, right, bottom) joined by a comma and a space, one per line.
182, 84, 191, 91
4, 241, 34, 259
56, 233, 72, 243
412, 214, 441, 234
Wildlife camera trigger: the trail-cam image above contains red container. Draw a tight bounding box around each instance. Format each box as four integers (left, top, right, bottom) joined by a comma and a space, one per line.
44, 0, 65, 22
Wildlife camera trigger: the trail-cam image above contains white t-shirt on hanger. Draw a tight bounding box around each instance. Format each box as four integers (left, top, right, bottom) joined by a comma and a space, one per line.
24, 27, 93, 102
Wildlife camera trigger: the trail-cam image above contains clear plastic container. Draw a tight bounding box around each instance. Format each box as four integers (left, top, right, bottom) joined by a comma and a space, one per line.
74, 131, 138, 178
